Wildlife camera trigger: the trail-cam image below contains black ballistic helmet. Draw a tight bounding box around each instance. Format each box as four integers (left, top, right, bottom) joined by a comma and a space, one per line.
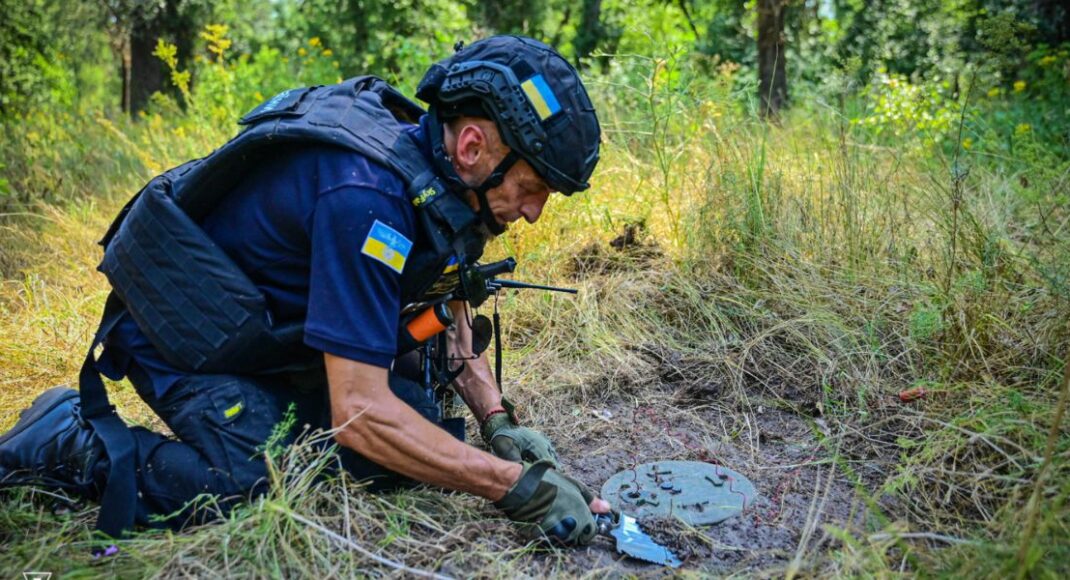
416, 35, 601, 196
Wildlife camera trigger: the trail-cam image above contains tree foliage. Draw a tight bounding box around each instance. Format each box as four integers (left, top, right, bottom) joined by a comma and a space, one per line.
0, 0, 1066, 149
0, 0, 111, 115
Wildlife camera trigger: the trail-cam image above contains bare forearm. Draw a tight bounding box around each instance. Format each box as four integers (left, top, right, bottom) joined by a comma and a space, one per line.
326, 354, 520, 500
454, 352, 502, 420
446, 301, 503, 421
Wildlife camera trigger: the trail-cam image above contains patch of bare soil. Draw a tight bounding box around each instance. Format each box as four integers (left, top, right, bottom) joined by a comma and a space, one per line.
568, 222, 663, 279
546, 376, 885, 575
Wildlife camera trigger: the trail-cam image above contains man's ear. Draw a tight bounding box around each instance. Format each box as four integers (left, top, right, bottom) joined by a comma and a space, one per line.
453, 123, 487, 171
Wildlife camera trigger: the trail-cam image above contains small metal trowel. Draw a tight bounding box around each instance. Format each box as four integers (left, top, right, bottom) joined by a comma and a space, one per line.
595, 512, 683, 568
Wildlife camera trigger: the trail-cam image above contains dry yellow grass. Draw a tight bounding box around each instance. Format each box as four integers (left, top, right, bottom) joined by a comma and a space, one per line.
0, 199, 156, 430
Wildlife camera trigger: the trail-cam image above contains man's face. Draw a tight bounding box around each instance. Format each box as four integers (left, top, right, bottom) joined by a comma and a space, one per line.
475, 159, 553, 230
445, 118, 555, 233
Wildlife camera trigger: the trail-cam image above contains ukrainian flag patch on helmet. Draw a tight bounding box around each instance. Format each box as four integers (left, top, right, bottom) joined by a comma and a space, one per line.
361, 220, 412, 273
521, 74, 562, 121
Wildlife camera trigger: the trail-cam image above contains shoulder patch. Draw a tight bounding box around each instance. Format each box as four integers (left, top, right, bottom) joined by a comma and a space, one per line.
361, 220, 412, 273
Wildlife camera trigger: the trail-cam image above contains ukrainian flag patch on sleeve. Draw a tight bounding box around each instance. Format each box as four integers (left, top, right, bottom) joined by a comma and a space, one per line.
361, 220, 412, 274
521, 74, 562, 121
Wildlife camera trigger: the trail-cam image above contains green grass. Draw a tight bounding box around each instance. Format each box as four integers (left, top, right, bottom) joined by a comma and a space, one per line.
1, 69, 1068, 577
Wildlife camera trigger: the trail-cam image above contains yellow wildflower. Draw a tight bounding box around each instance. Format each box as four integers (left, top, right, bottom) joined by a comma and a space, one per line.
1013, 80, 1026, 93
309, 37, 321, 47
332, 61, 339, 69
323, 49, 333, 57
173, 126, 186, 139
200, 24, 232, 61
961, 137, 973, 150
298, 47, 307, 57
1015, 123, 1032, 136
1039, 55, 1057, 67
987, 87, 1001, 98
172, 70, 191, 97
254, 91, 264, 102
154, 40, 178, 68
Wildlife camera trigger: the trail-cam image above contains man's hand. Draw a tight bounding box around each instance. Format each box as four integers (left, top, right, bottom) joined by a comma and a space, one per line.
481, 410, 560, 467
495, 460, 608, 546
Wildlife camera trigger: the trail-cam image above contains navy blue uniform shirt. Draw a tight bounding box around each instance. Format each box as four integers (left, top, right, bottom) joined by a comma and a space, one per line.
99, 121, 432, 398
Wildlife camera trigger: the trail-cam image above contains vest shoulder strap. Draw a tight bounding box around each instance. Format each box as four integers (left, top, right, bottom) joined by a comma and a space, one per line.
171, 76, 447, 221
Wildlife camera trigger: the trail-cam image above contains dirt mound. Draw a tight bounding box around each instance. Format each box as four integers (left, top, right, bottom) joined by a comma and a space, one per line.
569, 222, 663, 278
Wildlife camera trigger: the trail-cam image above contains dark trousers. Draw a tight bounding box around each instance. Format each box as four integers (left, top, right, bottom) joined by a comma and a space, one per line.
123, 363, 451, 528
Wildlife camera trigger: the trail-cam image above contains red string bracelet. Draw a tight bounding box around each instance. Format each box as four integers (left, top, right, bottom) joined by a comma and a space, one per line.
482, 407, 508, 424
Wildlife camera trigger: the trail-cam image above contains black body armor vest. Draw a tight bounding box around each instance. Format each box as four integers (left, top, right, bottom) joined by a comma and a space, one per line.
97, 76, 486, 374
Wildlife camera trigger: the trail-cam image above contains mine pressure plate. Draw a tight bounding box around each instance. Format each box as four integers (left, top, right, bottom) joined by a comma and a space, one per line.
601, 460, 758, 526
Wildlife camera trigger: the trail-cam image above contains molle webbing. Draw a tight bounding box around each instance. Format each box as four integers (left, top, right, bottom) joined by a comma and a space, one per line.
100, 180, 271, 373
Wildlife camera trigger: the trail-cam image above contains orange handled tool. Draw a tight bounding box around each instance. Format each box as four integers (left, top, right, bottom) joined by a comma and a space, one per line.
405, 302, 453, 342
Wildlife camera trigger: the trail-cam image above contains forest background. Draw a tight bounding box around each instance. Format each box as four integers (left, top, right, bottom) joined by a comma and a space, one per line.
1, 0, 1069, 577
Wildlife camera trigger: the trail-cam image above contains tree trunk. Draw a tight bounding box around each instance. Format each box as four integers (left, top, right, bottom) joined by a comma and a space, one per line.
129, 12, 166, 114
476, 0, 546, 37
574, 0, 603, 62
1032, 0, 1069, 43
127, 0, 195, 115
121, 39, 132, 113
757, 0, 788, 118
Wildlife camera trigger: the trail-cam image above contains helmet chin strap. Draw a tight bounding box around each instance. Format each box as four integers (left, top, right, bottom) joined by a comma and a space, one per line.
427, 110, 518, 237
468, 150, 518, 237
